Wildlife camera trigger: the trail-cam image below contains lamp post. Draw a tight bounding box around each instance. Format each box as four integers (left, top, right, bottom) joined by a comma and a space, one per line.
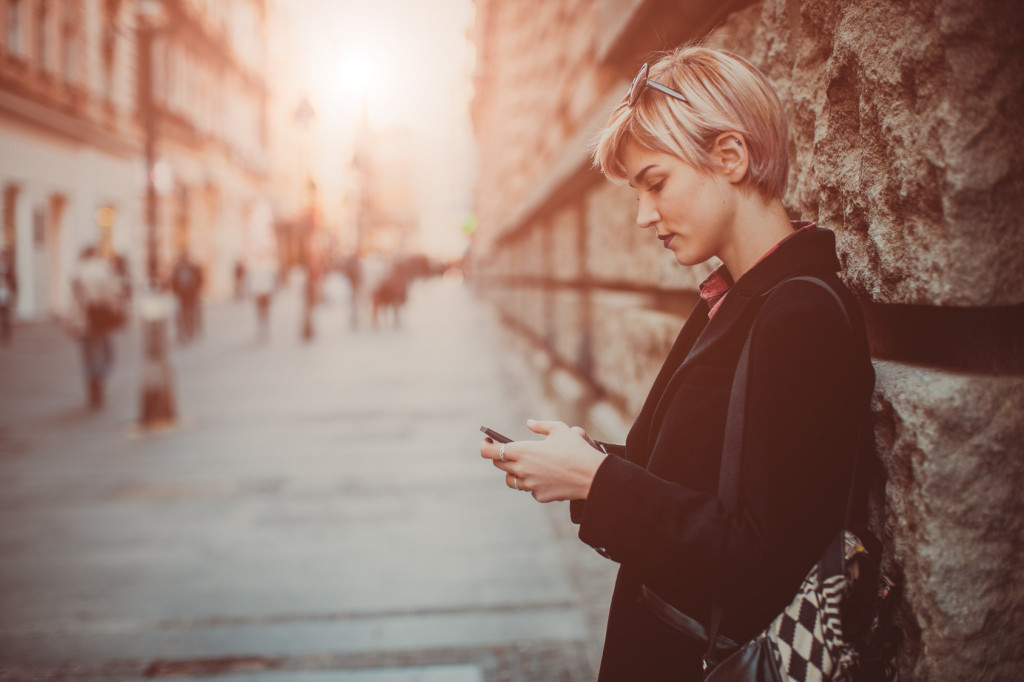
137, 0, 176, 426
293, 96, 318, 341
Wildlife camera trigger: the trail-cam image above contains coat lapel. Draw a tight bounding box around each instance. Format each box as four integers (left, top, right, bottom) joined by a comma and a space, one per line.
648, 290, 760, 434
644, 227, 841, 437
625, 301, 709, 463
624, 226, 843, 467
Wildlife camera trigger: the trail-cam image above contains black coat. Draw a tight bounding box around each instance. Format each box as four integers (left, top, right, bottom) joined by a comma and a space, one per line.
572, 227, 875, 681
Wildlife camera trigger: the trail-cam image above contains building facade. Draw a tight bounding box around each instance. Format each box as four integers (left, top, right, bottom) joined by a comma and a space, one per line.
0, 0, 267, 320
0, 0, 140, 318
148, 0, 268, 298
470, 0, 1024, 679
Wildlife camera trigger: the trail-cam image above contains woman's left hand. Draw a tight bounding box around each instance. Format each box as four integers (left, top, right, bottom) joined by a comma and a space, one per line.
480, 419, 607, 503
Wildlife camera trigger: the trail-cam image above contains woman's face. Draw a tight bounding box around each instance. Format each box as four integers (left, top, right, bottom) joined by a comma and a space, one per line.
621, 140, 738, 268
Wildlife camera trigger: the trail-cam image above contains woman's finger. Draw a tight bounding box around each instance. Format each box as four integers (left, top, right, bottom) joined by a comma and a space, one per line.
492, 452, 515, 472
506, 471, 528, 492
482, 438, 517, 468
480, 437, 504, 460
570, 426, 600, 450
526, 419, 567, 436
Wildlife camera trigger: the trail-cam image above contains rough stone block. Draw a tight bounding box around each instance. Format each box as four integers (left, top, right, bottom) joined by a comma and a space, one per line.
548, 207, 583, 282
516, 226, 548, 280
872, 361, 1024, 681
550, 366, 586, 408
516, 288, 547, 342
589, 292, 684, 417
565, 61, 602, 131
717, 0, 1024, 305
548, 289, 586, 368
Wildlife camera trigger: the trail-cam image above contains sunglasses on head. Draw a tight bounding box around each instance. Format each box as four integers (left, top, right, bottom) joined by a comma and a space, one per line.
627, 63, 688, 107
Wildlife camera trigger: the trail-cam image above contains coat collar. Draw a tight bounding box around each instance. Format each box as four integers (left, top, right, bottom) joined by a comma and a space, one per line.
677, 227, 841, 372
727, 226, 840, 299
627, 227, 842, 458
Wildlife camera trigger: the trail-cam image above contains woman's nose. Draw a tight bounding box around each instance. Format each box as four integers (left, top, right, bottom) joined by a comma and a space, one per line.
636, 197, 659, 229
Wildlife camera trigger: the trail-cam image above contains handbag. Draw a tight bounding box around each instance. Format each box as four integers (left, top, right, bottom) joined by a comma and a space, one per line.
640, 276, 884, 681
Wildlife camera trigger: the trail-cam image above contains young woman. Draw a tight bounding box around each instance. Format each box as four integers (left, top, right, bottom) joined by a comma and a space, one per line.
480, 46, 875, 680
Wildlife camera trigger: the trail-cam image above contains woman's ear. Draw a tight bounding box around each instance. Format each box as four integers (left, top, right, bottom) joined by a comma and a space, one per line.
711, 132, 749, 185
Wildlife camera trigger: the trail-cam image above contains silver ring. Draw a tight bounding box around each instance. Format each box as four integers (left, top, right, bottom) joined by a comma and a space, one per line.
498, 444, 507, 462
513, 476, 520, 490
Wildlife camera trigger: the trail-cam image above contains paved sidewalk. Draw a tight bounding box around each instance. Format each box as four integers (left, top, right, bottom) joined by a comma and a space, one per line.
0, 274, 617, 681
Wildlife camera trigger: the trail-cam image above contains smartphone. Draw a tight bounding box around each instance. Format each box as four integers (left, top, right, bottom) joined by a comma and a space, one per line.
479, 425, 512, 443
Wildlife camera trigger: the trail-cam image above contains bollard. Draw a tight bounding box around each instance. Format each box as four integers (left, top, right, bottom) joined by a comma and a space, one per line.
138, 289, 177, 426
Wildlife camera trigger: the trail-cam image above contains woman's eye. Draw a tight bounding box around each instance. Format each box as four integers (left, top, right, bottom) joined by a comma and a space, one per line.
649, 180, 665, 193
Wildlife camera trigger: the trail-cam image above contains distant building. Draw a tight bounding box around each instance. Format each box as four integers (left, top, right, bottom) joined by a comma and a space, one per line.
353, 125, 419, 256
0, 0, 268, 320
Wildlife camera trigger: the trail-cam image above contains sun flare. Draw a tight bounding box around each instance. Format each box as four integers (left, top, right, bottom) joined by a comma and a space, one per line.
339, 50, 376, 96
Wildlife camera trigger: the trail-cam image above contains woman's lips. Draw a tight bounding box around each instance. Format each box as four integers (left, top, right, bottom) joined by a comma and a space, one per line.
659, 234, 674, 249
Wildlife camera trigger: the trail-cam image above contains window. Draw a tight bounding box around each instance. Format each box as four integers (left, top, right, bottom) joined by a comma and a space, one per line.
3, 185, 18, 253
61, 3, 81, 85
101, 0, 121, 99
6, 0, 25, 58
35, 0, 50, 72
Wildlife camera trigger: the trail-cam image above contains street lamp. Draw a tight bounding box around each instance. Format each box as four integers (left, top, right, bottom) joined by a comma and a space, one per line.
137, 0, 176, 426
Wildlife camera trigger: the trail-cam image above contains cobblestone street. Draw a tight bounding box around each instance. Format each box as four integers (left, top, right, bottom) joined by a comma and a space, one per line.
0, 274, 617, 682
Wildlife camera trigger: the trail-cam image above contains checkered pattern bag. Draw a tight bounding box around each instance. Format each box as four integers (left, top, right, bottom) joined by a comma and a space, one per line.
704, 531, 868, 682
765, 531, 865, 681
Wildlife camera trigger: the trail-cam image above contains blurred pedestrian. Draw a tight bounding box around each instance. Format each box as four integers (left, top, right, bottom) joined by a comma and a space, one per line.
111, 251, 133, 305
301, 265, 320, 341
0, 247, 16, 345
249, 258, 277, 342
339, 252, 362, 331
234, 259, 246, 300
371, 256, 409, 329
70, 246, 125, 408
170, 251, 203, 344
481, 46, 875, 681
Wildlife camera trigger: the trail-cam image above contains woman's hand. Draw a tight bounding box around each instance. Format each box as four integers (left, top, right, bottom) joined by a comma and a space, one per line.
479, 419, 607, 503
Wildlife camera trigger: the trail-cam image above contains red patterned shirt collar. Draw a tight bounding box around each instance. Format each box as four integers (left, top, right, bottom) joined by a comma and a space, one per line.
699, 221, 817, 319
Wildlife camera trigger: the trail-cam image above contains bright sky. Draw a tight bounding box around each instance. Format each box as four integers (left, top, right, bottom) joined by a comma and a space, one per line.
271, 0, 477, 258
298, 0, 476, 132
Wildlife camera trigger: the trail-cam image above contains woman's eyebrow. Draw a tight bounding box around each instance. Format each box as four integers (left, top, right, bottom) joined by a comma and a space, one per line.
629, 164, 657, 189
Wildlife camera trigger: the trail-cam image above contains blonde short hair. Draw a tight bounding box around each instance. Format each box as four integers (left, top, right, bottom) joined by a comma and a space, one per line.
594, 46, 789, 200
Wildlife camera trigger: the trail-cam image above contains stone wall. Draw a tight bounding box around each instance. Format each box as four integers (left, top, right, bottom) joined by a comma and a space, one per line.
470, 0, 1024, 678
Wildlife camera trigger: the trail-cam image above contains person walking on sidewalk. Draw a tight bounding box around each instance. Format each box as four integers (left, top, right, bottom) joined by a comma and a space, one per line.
339, 251, 363, 331
248, 257, 278, 342
70, 246, 126, 409
170, 251, 203, 344
0, 247, 17, 345
480, 46, 875, 681
233, 259, 247, 300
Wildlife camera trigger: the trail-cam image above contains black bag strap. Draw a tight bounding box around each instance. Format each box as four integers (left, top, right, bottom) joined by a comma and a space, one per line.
704, 275, 854, 671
